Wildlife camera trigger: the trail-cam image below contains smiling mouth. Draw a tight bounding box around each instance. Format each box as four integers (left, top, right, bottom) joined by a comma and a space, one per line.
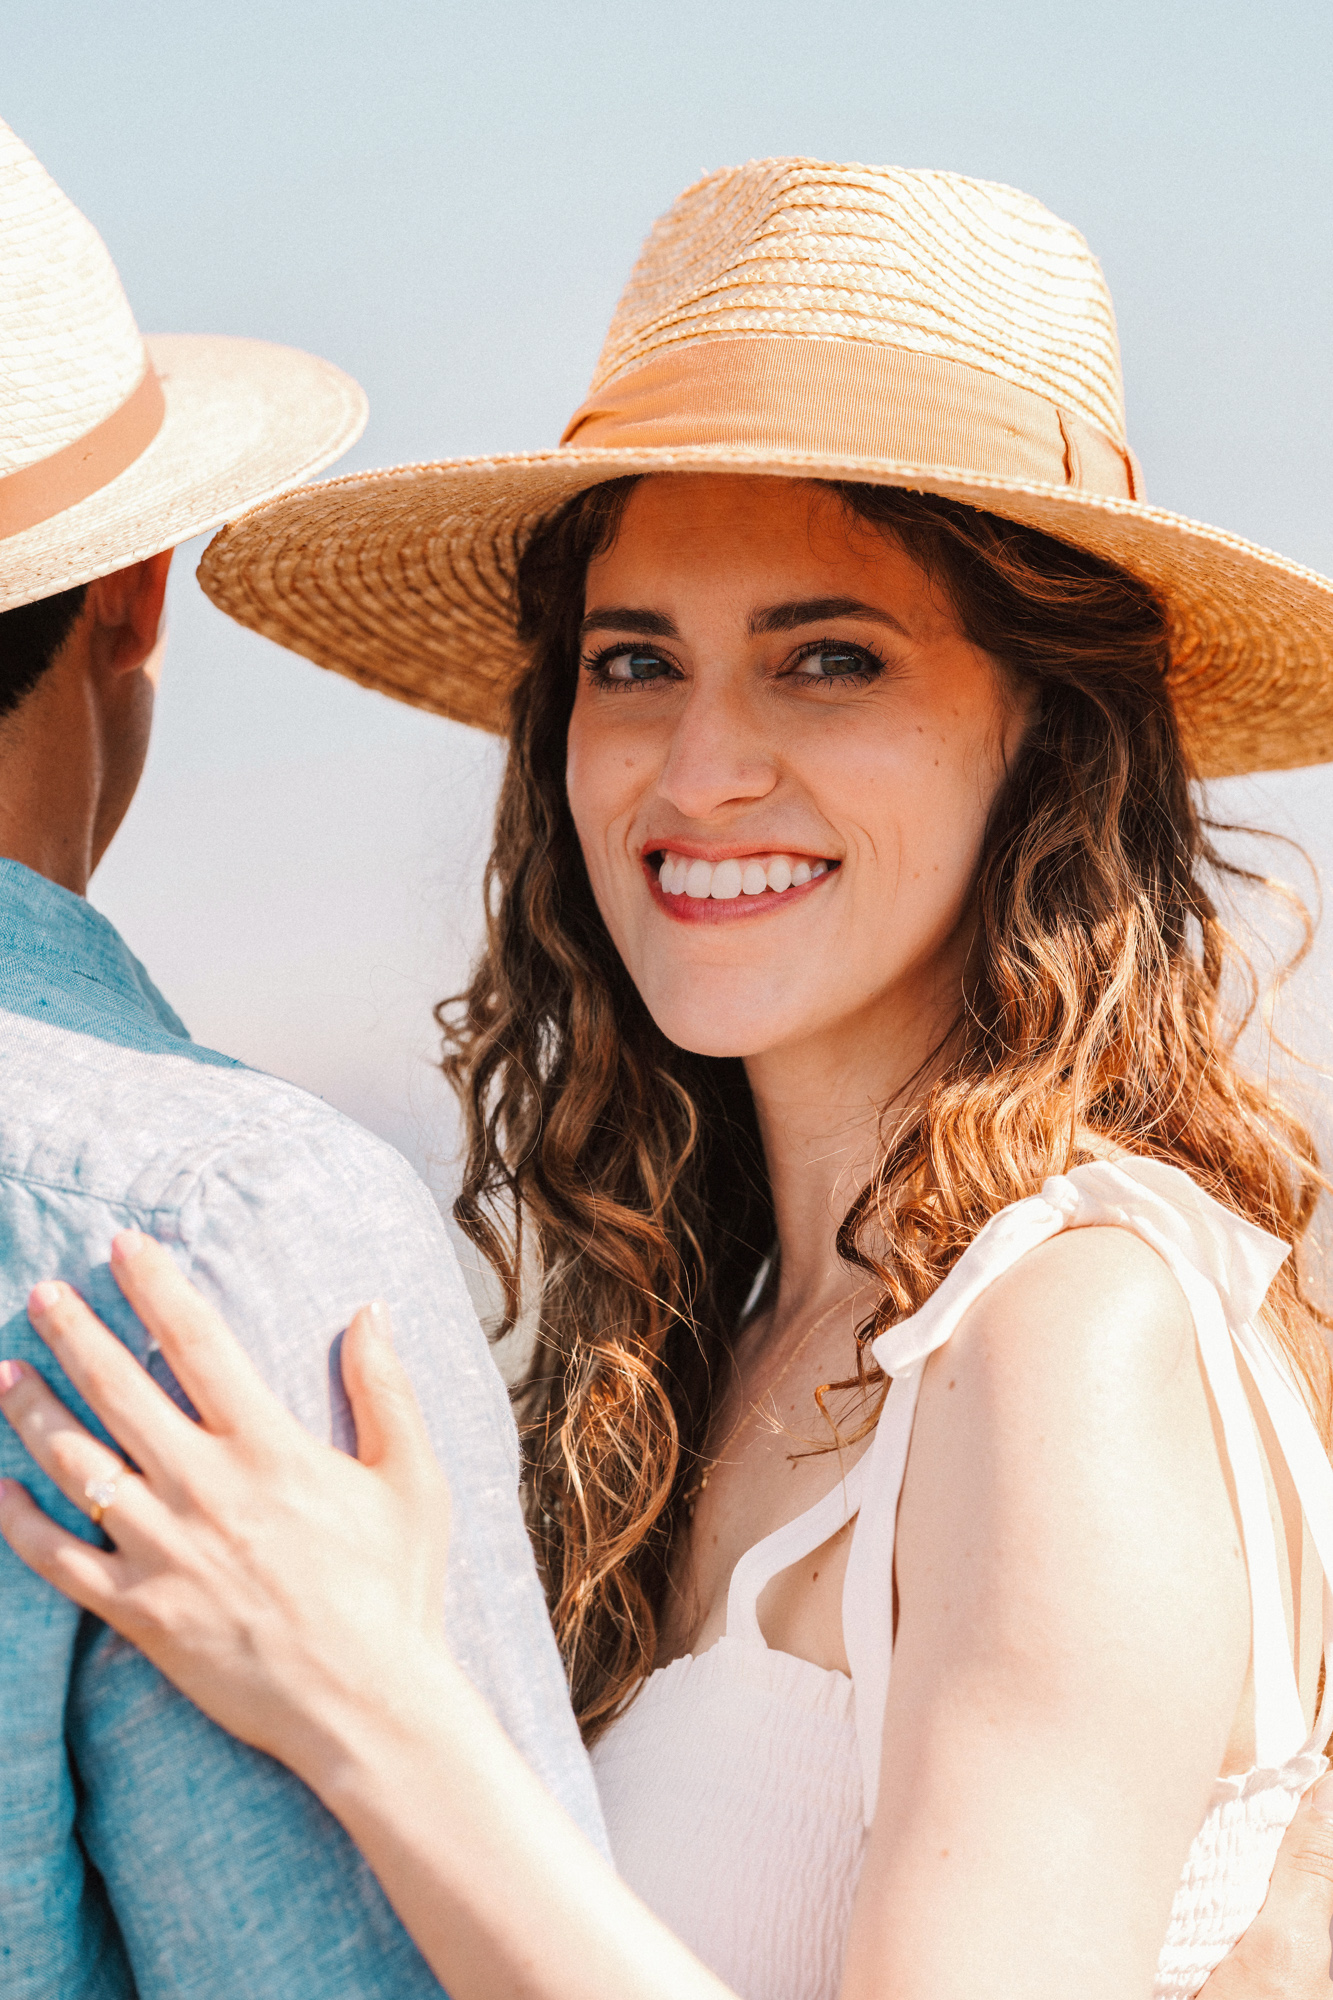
650, 849, 837, 904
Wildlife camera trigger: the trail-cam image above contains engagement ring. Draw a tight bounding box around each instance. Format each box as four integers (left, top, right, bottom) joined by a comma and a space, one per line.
84, 1473, 120, 1527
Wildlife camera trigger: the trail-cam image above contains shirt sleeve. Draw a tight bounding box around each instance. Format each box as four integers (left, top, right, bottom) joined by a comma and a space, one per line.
66, 1097, 605, 2000
0, 1321, 139, 2000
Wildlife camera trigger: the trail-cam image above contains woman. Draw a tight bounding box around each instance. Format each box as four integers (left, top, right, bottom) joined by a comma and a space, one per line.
5, 160, 1333, 1999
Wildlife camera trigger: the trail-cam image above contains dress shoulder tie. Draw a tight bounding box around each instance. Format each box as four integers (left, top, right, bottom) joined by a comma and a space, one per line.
842, 1157, 1327, 1825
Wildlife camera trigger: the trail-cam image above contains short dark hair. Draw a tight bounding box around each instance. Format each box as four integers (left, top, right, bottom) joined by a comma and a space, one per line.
0, 584, 89, 721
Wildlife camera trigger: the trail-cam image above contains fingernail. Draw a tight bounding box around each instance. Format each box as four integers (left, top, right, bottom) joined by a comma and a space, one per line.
366, 1300, 391, 1337
1312, 1773, 1333, 1819
28, 1281, 63, 1316
0, 1360, 22, 1394
111, 1230, 147, 1263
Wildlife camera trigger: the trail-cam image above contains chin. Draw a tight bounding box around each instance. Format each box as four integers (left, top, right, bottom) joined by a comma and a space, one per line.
637, 976, 807, 1062
656, 1022, 762, 1060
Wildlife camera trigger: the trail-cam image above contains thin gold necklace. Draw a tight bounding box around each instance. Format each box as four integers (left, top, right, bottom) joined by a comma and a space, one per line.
682, 1289, 863, 1520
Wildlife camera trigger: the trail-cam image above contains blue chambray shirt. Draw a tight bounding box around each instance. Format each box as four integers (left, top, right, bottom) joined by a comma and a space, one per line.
0, 859, 606, 2000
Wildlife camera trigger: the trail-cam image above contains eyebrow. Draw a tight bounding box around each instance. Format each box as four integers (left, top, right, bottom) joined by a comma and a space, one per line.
579, 607, 679, 638
578, 596, 907, 640
748, 596, 908, 637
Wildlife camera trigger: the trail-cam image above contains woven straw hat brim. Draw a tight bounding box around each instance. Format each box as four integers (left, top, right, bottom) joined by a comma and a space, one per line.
199, 444, 1333, 782
0, 332, 367, 611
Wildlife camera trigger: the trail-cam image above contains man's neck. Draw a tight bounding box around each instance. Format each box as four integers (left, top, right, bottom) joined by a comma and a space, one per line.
0, 664, 103, 896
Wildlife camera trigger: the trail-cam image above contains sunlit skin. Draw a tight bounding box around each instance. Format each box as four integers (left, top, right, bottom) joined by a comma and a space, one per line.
0, 551, 172, 896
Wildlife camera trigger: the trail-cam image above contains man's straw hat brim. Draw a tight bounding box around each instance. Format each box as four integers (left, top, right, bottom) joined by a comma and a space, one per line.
0, 332, 366, 612
197, 160, 1333, 782
1, 115, 366, 610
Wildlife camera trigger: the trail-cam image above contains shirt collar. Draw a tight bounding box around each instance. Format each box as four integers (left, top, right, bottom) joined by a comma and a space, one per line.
0, 857, 187, 1036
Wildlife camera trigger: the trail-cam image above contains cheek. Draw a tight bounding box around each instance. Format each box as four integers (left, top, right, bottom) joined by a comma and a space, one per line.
565, 705, 611, 842
839, 723, 1002, 928
564, 707, 649, 913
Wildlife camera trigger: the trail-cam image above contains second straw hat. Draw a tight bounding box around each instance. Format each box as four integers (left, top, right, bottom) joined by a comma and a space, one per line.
0, 117, 366, 610
200, 158, 1333, 779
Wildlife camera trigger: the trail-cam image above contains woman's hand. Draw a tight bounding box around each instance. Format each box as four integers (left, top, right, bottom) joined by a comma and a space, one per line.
1197, 1780, 1333, 1997
0, 1231, 453, 1784
0, 1235, 733, 2000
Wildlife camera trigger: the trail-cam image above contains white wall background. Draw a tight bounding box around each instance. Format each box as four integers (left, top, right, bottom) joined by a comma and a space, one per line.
7, 3, 1333, 1263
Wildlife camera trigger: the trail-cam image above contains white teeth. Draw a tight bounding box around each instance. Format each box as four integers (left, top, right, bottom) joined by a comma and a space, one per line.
655, 851, 833, 901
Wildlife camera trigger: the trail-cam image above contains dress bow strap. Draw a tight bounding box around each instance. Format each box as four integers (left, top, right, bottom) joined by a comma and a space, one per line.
848, 1156, 1298, 1823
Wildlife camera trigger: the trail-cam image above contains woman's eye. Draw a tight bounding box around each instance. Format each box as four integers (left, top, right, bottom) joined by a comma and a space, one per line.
589, 648, 674, 685
790, 644, 881, 683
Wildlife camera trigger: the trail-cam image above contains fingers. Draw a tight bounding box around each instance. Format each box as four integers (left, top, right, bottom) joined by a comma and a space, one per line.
340, 1303, 442, 1493
20, 1278, 200, 1477
1275, 1773, 1333, 1897
0, 1476, 126, 1617
0, 1359, 149, 1544
107, 1232, 281, 1436
1237, 1776, 1333, 1998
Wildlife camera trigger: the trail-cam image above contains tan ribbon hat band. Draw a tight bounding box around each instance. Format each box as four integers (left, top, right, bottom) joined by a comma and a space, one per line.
562, 338, 1140, 502
0, 365, 165, 542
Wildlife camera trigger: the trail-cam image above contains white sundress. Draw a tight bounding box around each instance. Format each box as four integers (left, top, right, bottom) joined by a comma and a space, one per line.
592, 1157, 1333, 2000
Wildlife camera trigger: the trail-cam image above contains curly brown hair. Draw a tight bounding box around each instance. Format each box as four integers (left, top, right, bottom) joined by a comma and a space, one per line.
439, 477, 1332, 1742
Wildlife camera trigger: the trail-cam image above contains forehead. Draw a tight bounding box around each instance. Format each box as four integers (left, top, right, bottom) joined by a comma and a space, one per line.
585, 474, 955, 637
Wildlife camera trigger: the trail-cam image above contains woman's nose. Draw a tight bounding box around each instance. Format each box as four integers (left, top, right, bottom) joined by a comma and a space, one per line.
655, 684, 778, 821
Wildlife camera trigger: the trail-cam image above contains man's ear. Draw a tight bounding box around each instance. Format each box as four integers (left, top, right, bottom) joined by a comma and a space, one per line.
84, 550, 174, 677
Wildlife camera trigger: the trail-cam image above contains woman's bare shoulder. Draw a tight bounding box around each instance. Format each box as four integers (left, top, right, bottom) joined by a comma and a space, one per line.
902, 1217, 1246, 1703
906, 1221, 1220, 1550
946, 1221, 1197, 1402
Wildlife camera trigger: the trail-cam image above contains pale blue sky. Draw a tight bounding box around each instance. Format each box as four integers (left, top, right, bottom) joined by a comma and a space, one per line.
7, 1, 1333, 1201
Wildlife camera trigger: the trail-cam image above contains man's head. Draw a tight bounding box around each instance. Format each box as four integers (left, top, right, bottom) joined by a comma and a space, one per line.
0, 552, 172, 893
0, 115, 366, 897
0, 584, 88, 722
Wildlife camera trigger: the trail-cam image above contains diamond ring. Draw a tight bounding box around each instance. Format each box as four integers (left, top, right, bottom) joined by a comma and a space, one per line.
84, 1473, 120, 1527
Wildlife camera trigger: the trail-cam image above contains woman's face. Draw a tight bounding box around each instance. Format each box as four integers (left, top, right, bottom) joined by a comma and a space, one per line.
565, 475, 1028, 1065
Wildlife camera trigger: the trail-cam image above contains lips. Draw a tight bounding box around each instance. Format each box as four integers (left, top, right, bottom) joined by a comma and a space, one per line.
642, 848, 839, 923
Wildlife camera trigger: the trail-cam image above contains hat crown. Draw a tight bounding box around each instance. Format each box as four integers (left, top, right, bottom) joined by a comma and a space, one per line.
0, 120, 146, 480
590, 158, 1127, 449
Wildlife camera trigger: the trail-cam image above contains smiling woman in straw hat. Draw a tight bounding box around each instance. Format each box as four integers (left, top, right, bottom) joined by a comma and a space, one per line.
6, 158, 1333, 2000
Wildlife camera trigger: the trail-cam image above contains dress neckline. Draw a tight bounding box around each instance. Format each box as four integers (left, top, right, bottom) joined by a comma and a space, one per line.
651, 1443, 871, 1687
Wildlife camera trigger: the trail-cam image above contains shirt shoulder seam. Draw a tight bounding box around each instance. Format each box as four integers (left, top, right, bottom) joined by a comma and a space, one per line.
0, 1100, 406, 1227
0, 1163, 182, 1221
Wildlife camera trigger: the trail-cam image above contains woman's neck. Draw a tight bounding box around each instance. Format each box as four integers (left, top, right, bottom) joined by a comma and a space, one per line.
743, 964, 961, 1324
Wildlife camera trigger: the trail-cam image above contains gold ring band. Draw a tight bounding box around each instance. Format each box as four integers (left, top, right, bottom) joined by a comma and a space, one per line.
84, 1473, 120, 1527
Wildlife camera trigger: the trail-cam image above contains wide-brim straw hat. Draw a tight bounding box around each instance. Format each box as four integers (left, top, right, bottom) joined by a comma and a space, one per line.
0, 118, 366, 611
200, 158, 1333, 780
